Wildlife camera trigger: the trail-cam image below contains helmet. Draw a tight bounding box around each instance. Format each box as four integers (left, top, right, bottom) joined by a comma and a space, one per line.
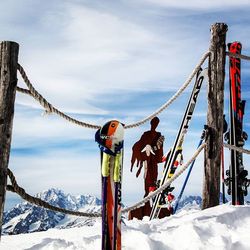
95, 120, 124, 155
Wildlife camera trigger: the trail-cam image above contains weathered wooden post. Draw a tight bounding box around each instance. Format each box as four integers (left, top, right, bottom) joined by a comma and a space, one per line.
202, 23, 228, 209
0, 41, 19, 237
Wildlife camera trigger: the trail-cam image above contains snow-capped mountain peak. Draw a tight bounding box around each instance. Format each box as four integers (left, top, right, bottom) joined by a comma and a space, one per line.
3, 188, 101, 235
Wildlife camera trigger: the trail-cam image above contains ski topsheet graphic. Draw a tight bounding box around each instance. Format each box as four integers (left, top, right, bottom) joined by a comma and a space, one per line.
150, 68, 207, 220
96, 121, 124, 250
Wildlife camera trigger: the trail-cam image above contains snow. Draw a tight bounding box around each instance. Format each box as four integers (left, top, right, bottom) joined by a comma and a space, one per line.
2, 204, 250, 250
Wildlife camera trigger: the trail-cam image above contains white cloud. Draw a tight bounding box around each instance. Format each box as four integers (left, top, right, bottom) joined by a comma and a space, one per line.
138, 0, 250, 10
9, 151, 101, 198
12, 105, 100, 147
14, 1, 211, 116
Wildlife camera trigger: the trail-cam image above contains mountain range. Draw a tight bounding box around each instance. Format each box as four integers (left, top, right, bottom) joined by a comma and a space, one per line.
3, 188, 101, 235
2, 188, 230, 235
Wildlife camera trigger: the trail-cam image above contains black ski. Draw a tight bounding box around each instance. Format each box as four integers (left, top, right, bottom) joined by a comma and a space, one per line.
95, 120, 124, 250
150, 68, 207, 220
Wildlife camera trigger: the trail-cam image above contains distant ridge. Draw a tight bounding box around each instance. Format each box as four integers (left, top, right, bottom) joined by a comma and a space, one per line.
3, 188, 101, 235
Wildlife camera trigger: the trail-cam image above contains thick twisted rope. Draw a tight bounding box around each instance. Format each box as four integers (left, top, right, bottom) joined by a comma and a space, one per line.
16, 86, 32, 95
124, 52, 210, 129
226, 52, 250, 61
122, 143, 206, 213
17, 64, 101, 130
17, 51, 210, 130
224, 143, 250, 155
7, 168, 101, 217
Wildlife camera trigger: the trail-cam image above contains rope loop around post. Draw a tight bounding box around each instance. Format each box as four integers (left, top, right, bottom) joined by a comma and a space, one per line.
223, 143, 250, 155
226, 51, 250, 61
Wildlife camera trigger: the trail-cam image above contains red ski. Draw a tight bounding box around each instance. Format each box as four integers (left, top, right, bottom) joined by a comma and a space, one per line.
96, 121, 124, 250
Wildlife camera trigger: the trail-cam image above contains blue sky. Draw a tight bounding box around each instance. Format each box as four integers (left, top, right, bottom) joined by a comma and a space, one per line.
1, 0, 250, 210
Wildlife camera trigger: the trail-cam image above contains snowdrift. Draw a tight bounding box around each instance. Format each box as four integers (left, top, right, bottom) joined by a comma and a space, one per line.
2, 204, 250, 250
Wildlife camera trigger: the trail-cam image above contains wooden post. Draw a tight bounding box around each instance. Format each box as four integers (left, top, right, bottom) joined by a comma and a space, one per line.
202, 23, 228, 209
0, 41, 19, 236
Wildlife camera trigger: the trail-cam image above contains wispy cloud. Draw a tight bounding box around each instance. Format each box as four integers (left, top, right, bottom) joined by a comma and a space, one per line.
137, 0, 250, 10
15, 0, 211, 113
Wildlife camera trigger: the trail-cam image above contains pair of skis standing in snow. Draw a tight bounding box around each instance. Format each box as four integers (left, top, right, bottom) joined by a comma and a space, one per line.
223, 42, 250, 205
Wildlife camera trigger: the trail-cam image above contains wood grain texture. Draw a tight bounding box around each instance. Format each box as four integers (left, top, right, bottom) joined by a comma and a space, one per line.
0, 41, 19, 236
202, 24, 228, 209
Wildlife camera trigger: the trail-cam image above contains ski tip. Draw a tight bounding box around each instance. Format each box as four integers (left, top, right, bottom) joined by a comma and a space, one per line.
228, 41, 242, 52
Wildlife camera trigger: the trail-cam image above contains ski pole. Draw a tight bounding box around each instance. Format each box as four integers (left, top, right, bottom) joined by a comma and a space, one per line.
173, 126, 206, 214
221, 147, 226, 204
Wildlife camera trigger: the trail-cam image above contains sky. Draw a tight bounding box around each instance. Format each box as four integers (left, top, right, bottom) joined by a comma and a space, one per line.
1, 0, 250, 210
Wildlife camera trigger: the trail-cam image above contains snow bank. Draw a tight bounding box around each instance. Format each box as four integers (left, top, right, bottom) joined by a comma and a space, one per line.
2, 204, 250, 250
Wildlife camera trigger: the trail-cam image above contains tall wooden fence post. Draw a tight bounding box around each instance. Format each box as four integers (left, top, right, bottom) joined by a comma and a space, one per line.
202, 23, 228, 209
0, 41, 19, 237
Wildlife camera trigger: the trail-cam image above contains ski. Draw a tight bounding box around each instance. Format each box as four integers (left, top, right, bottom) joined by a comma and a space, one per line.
221, 147, 226, 204
112, 152, 123, 250
96, 121, 124, 250
227, 42, 249, 205
222, 114, 228, 204
173, 125, 207, 213
150, 67, 207, 220
157, 134, 184, 211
